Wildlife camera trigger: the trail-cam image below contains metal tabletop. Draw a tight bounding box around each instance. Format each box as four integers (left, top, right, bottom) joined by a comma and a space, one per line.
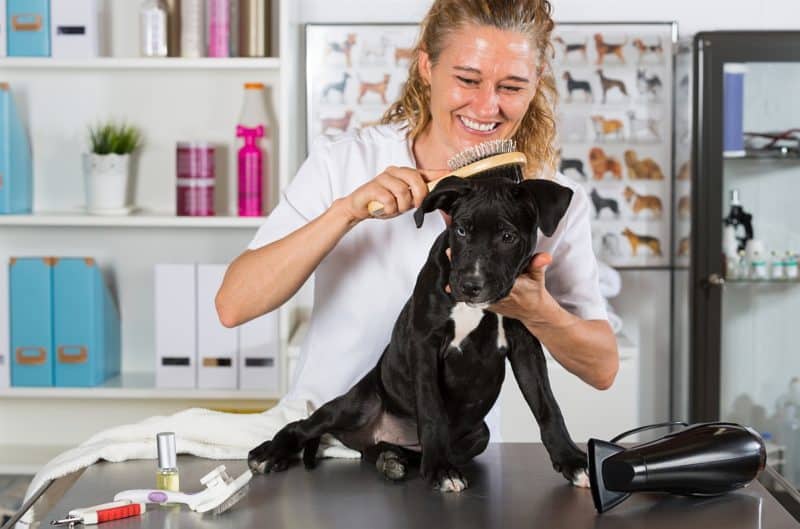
36, 444, 799, 529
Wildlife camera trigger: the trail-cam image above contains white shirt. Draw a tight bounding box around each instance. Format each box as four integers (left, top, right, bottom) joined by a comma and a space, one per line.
248, 123, 607, 438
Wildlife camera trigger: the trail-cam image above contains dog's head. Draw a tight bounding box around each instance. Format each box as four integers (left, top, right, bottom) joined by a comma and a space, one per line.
414, 176, 573, 306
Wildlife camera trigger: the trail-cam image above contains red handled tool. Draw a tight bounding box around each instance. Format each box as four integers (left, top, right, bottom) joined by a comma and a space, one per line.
50, 500, 146, 527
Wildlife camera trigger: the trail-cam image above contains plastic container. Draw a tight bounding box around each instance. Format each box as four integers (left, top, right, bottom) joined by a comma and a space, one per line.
207, 0, 230, 57
176, 142, 215, 216
236, 82, 270, 216
180, 0, 204, 58
140, 0, 168, 57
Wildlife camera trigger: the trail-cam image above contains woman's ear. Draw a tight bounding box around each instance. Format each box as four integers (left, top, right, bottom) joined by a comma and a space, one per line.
418, 49, 432, 85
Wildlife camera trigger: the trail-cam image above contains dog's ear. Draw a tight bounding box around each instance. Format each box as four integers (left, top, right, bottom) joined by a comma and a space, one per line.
414, 176, 471, 228
519, 179, 574, 237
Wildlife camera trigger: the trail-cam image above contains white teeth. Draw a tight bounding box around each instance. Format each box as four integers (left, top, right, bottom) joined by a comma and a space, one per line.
460, 116, 498, 132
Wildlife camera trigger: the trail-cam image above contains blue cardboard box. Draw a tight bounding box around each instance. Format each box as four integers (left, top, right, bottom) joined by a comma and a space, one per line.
9, 257, 54, 387
7, 0, 50, 57
53, 258, 120, 387
0, 83, 33, 214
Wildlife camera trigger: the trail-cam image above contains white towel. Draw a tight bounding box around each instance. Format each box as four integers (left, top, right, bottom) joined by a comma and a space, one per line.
16, 399, 360, 528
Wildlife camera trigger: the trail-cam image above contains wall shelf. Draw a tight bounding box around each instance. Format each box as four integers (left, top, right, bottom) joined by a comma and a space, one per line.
0, 57, 280, 71
0, 372, 279, 401
0, 211, 265, 228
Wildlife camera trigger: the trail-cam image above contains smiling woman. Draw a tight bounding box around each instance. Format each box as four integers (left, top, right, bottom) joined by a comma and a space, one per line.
383, 0, 558, 179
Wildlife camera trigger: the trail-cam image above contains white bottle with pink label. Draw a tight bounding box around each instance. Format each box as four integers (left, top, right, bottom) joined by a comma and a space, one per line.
237, 83, 270, 216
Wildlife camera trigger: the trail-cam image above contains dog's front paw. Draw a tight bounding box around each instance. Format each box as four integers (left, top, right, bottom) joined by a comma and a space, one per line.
376, 450, 408, 481
551, 447, 589, 488
434, 466, 469, 492
248, 429, 302, 474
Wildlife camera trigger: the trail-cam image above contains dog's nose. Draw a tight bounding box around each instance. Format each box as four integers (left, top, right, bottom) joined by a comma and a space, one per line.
461, 279, 484, 298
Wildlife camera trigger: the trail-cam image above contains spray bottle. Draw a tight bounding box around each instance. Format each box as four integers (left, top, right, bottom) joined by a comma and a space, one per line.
236, 125, 264, 217
236, 82, 270, 216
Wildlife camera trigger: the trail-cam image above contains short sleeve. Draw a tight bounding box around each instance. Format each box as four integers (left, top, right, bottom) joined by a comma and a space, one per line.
545, 185, 608, 321
248, 138, 335, 250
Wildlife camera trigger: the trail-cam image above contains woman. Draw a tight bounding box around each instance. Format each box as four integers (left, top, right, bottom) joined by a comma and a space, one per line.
216, 0, 619, 439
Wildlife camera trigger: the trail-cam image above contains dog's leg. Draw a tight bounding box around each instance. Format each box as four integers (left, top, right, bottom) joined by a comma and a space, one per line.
362, 441, 422, 481
449, 421, 490, 466
248, 369, 382, 474
504, 319, 589, 488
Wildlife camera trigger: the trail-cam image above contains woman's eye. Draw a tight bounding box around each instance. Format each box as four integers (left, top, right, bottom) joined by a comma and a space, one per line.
501, 85, 523, 93
456, 226, 467, 237
457, 76, 479, 86
502, 232, 516, 243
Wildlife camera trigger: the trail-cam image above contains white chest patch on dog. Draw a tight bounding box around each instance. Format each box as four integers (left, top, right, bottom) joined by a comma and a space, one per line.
448, 303, 507, 351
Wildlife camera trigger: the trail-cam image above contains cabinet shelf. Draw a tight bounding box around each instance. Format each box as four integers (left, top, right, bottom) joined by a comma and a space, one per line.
726, 277, 800, 285
0, 211, 265, 228
0, 57, 280, 70
0, 372, 280, 401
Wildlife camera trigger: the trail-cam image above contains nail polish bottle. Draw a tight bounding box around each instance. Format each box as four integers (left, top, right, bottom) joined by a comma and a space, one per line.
156, 432, 180, 491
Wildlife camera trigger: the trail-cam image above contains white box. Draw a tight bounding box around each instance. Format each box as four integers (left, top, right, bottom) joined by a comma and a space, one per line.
238, 310, 279, 392
0, 259, 9, 388
155, 264, 197, 389
197, 264, 238, 389
0, 0, 7, 57
50, 0, 101, 58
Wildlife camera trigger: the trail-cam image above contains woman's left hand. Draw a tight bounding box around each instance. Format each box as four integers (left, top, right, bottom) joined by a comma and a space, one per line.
488, 252, 560, 327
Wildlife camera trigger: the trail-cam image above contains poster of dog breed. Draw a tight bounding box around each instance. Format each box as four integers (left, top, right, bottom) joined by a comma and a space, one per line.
552, 23, 674, 266
306, 24, 419, 147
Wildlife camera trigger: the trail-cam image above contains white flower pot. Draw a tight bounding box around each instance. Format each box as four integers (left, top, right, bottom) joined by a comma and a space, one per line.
83, 153, 131, 211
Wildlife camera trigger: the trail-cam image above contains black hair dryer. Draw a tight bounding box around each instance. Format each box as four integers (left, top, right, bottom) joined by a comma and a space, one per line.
588, 422, 767, 514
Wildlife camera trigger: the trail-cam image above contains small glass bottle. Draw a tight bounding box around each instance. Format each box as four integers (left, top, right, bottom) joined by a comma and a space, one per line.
156, 432, 180, 491
736, 249, 749, 279
770, 251, 785, 280
140, 0, 169, 57
750, 251, 768, 280
785, 252, 799, 281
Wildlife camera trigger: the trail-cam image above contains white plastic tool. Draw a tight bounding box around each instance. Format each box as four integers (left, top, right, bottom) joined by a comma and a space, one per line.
113, 465, 252, 514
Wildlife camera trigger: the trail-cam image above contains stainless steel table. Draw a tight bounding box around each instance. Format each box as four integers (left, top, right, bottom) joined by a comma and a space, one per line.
35, 444, 799, 529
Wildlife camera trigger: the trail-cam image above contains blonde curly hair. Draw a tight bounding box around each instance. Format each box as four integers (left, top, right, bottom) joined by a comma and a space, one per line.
382, 0, 558, 178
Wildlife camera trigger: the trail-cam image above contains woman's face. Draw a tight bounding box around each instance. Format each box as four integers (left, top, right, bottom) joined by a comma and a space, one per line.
419, 24, 540, 160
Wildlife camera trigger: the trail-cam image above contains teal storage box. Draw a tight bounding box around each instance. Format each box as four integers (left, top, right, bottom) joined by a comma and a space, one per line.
0, 83, 33, 214
9, 257, 54, 387
53, 258, 120, 387
7, 0, 50, 57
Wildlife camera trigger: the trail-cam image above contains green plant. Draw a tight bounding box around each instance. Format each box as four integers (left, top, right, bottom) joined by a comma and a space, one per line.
88, 122, 143, 155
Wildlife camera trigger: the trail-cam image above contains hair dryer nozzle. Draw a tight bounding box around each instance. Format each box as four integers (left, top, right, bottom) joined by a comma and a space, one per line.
588, 439, 631, 513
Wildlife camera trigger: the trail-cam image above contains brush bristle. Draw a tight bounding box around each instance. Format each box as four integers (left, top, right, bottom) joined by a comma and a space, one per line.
447, 139, 517, 171
209, 483, 250, 515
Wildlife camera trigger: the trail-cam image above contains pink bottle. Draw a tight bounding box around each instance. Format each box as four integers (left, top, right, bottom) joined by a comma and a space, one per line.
236, 125, 264, 217
207, 0, 230, 57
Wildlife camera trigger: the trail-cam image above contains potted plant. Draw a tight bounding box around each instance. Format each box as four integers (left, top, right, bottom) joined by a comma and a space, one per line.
83, 122, 142, 212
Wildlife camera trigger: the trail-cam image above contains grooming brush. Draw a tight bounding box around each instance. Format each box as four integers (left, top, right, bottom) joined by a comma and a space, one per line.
113, 465, 252, 515
367, 139, 527, 216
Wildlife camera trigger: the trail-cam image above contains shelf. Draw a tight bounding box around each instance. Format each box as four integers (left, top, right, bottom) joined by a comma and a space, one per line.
0, 373, 280, 400
0, 444, 69, 475
726, 278, 800, 285
724, 149, 800, 160
0, 57, 280, 70
0, 211, 265, 228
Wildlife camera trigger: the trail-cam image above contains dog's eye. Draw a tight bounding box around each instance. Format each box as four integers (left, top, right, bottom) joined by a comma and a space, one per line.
502, 231, 517, 244
455, 226, 467, 237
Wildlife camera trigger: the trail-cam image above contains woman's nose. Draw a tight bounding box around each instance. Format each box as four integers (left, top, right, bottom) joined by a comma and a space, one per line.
472, 84, 499, 117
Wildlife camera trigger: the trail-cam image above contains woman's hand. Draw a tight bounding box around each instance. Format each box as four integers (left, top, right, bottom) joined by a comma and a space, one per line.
341, 166, 444, 222
489, 252, 564, 328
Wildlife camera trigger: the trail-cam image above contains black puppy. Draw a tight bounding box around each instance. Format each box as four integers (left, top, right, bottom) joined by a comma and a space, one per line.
248, 175, 589, 491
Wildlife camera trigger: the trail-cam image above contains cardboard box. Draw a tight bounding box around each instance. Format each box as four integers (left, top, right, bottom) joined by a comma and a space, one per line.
7, 0, 50, 57
154, 264, 197, 389
53, 257, 120, 387
50, 0, 101, 58
9, 257, 54, 387
0, 0, 7, 57
0, 257, 9, 388
238, 310, 279, 391
0, 83, 33, 214
196, 264, 237, 389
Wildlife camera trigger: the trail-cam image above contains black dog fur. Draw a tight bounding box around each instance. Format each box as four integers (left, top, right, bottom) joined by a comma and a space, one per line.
248, 175, 589, 491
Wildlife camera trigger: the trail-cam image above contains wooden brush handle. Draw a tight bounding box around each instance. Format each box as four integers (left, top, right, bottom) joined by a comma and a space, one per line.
367, 152, 526, 217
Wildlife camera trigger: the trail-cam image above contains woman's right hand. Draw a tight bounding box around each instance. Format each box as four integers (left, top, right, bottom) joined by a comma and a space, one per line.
341, 166, 435, 222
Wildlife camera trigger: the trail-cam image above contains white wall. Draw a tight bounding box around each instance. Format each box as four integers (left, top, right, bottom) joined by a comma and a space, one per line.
298, 0, 800, 35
